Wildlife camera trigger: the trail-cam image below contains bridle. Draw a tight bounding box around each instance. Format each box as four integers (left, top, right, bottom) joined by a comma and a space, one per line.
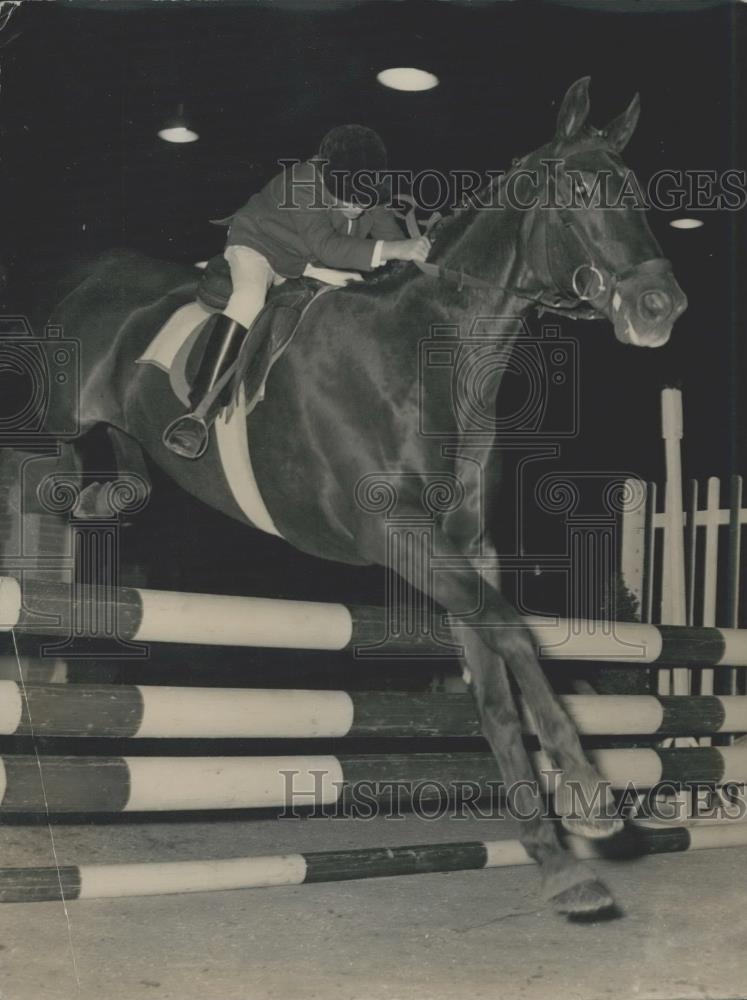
399, 148, 674, 322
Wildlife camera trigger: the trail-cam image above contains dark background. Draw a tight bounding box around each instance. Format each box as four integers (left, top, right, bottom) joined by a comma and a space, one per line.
0, 0, 743, 604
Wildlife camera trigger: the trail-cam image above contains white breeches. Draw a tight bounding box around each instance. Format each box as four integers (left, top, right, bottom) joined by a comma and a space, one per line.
223, 245, 286, 328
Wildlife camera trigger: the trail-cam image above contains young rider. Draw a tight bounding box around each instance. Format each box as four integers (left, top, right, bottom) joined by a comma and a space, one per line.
164, 124, 431, 459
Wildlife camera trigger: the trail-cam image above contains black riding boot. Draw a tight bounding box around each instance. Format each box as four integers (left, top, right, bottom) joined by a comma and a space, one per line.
163, 314, 248, 459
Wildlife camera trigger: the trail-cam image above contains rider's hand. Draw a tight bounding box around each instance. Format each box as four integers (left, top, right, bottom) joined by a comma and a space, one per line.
303, 264, 364, 286
382, 237, 431, 264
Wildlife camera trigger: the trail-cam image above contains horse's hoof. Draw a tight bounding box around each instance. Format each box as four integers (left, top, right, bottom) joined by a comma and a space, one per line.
72, 482, 111, 519
550, 878, 619, 920
561, 815, 624, 840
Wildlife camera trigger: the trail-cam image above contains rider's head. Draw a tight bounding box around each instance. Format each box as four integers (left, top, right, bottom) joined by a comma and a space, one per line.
317, 124, 388, 214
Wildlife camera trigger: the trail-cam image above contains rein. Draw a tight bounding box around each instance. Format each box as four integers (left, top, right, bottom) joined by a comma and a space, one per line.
400, 199, 604, 321
397, 151, 672, 322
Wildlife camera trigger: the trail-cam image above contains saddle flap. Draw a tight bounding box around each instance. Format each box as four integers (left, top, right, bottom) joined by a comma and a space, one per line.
230, 285, 321, 409
141, 265, 327, 413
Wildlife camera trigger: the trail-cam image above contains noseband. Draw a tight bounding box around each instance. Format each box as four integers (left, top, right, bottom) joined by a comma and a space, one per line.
401, 152, 674, 322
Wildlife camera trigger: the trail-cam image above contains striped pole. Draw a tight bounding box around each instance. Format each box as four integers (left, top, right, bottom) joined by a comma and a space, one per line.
2, 576, 747, 666
2, 747, 747, 813
0, 656, 68, 684
726, 475, 743, 696
3, 683, 747, 739
1, 823, 746, 903
701, 476, 722, 697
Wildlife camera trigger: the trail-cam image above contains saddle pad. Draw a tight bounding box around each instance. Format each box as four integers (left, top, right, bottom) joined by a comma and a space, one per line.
136, 301, 212, 405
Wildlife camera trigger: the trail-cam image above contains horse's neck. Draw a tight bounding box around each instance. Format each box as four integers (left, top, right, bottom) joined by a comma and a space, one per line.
430, 208, 533, 414
437, 203, 531, 315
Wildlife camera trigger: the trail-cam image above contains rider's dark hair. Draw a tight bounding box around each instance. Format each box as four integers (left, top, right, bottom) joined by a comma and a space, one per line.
317, 124, 387, 205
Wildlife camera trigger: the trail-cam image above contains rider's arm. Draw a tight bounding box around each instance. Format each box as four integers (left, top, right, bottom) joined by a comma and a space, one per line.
293, 209, 383, 271
366, 207, 431, 264
379, 237, 431, 263
302, 263, 363, 286
368, 207, 407, 242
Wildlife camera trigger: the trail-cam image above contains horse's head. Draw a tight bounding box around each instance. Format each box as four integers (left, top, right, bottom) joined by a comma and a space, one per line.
521, 77, 687, 347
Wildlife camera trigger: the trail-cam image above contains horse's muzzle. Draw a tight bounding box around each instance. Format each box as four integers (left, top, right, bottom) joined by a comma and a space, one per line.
610, 259, 688, 348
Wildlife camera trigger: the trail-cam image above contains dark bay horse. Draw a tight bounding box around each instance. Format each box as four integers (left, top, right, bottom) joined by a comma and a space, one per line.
11, 79, 687, 917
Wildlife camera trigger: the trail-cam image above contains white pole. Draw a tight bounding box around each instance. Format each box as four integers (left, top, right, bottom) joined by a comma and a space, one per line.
620, 478, 647, 614
660, 388, 688, 697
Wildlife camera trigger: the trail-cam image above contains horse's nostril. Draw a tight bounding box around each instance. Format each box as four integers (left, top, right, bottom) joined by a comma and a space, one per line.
639, 289, 672, 321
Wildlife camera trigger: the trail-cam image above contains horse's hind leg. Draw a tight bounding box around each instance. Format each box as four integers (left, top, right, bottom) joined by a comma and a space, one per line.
0, 445, 77, 572
71, 426, 152, 519
0, 445, 78, 680
458, 627, 617, 918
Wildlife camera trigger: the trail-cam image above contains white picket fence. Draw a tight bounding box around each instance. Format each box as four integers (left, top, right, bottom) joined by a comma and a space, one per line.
621, 389, 745, 698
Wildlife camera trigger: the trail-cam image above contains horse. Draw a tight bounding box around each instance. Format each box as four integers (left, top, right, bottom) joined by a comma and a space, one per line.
5, 78, 687, 918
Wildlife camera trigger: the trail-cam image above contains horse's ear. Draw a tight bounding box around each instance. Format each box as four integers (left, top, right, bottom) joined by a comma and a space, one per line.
603, 93, 640, 152
555, 76, 591, 142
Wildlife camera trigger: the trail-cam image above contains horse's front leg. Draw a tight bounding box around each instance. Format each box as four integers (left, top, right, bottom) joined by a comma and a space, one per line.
359, 510, 621, 840
460, 604, 624, 840
447, 579, 623, 840
459, 541, 624, 840
458, 625, 617, 917
356, 513, 620, 914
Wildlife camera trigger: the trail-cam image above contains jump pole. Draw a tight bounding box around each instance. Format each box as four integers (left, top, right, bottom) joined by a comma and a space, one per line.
3, 747, 747, 812
3, 683, 747, 739
2, 823, 746, 903
2, 576, 747, 667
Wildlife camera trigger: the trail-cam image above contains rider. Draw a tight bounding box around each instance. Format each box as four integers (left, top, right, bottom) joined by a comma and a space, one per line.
163, 124, 431, 459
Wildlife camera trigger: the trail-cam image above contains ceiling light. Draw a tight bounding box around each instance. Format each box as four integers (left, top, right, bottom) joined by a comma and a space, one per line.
669, 218, 704, 230
158, 126, 199, 144
158, 104, 199, 144
377, 67, 439, 92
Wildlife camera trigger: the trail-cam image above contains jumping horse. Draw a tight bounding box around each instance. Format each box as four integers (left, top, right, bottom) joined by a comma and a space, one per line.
5, 79, 687, 917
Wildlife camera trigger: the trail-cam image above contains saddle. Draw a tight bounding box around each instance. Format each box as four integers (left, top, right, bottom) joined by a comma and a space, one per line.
194, 253, 326, 410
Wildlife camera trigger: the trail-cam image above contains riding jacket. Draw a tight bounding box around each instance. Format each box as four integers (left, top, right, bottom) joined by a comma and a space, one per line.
217, 160, 403, 279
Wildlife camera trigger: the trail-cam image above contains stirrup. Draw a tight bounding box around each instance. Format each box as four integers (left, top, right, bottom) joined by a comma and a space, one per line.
162, 412, 210, 460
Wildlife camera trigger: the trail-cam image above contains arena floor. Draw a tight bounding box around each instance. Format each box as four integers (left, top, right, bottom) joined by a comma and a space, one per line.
1, 814, 745, 1000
